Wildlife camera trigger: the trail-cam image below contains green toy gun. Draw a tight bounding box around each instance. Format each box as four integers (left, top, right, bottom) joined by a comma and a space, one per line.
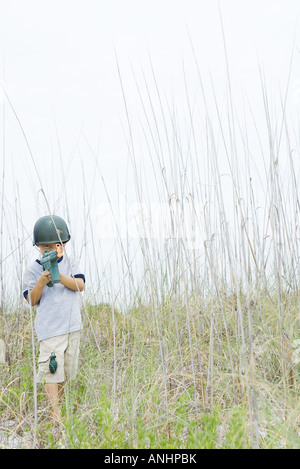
40, 249, 61, 287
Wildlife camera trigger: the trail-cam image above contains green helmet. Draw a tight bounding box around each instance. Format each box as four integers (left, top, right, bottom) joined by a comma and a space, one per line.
33, 215, 71, 246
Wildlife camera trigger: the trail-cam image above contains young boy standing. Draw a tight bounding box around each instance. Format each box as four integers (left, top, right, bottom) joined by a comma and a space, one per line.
22, 215, 85, 422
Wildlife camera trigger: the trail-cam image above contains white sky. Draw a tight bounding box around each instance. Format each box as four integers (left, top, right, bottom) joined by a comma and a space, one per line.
1, 1, 299, 158
0, 0, 300, 301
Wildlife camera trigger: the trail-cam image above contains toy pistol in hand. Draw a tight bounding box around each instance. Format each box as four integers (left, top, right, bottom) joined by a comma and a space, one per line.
40, 246, 62, 287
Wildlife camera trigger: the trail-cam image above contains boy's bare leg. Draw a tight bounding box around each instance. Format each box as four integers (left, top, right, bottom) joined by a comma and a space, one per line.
58, 382, 64, 400
45, 383, 64, 423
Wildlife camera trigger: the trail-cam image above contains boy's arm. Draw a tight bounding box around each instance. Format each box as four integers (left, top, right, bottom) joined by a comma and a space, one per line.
25, 270, 51, 306
59, 274, 84, 292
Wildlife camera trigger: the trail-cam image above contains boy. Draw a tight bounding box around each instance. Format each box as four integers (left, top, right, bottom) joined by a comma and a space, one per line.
22, 215, 85, 422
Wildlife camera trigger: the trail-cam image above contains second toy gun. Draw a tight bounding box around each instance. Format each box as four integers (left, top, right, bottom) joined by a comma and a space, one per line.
40, 245, 63, 287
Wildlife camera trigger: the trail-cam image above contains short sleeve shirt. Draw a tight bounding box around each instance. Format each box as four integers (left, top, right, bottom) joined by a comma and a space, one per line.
22, 255, 85, 342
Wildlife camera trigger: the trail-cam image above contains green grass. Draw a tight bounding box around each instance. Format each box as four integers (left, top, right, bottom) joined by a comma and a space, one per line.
0, 296, 299, 449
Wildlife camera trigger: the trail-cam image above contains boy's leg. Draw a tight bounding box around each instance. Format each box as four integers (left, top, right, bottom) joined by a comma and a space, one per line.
37, 332, 80, 422
64, 331, 81, 381
37, 334, 68, 422
45, 382, 64, 422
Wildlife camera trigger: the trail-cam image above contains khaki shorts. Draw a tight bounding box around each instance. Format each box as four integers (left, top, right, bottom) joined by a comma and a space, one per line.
36, 331, 81, 384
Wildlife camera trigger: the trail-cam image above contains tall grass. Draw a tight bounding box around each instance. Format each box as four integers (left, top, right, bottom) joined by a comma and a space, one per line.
0, 38, 299, 448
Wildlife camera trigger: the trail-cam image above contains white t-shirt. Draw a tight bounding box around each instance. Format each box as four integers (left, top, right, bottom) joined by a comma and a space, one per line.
22, 255, 85, 342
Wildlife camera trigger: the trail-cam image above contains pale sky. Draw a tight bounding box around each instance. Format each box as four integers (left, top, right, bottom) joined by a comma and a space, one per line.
1, 1, 299, 163
0, 0, 300, 301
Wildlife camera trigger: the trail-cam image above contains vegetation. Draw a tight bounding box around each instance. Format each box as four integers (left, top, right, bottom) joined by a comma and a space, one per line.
0, 295, 299, 449
0, 30, 299, 448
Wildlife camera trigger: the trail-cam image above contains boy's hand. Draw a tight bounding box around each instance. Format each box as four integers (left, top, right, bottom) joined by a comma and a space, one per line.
26, 270, 51, 306
39, 270, 51, 286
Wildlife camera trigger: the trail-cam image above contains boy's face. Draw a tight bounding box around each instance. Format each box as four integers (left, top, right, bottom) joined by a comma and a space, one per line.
37, 243, 63, 255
